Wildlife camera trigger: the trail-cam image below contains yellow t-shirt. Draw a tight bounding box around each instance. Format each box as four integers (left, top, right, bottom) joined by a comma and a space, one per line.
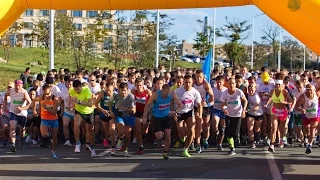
69, 87, 94, 114
171, 85, 178, 92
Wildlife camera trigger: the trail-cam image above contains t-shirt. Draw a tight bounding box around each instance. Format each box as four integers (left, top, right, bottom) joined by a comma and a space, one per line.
39, 84, 61, 97
128, 82, 135, 91
89, 83, 101, 95
61, 87, 74, 115
247, 92, 263, 116
69, 87, 94, 114
174, 87, 201, 114
292, 88, 305, 114
111, 93, 135, 117
212, 87, 228, 110
257, 83, 275, 109
220, 88, 245, 117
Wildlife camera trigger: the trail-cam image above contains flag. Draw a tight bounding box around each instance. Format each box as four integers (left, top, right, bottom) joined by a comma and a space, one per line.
202, 48, 212, 83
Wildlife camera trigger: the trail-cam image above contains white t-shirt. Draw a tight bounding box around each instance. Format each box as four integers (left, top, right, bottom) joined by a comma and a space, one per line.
60, 86, 74, 116
212, 86, 227, 110
257, 83, 275, 109
128, 82, 135, 91
174, 87, 201, 114
248, 92, 263, 116
89, 83, 101, 95
292, 88, 305, 114
257, 77, 275, 87
220, 88, 245, 117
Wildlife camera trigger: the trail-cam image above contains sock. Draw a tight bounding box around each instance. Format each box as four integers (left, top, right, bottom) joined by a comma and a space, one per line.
76, 141, 81, 145
163, 150, 167, 153
180, 137, 185, 143
183, 148, 187, 151
227, 137, 234, 149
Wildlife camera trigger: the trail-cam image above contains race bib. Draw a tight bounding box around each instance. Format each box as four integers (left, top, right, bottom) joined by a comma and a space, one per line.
136, 97, 147, 104
12, 99, 23, 105
158, 103, 170, 110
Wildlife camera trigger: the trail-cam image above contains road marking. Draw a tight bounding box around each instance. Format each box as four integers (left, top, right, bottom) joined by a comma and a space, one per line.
97, 149, 111, 157
264, 148, 283, 180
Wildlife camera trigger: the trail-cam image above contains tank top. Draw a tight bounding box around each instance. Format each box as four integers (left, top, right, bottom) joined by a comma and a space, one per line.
303, 93, 318, 119
152, 90, 172, 118
135, 90, 149, 112
194, 82, 210, 107
100, 92, 111, 111
9, 89, 28, 117
248, 92, 263, 116
40, 95, 58, 120
272, 89, 285, 103
212, 87, 227, 110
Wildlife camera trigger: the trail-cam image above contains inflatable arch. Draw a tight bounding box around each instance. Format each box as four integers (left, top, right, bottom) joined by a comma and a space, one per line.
0, 0, 320, 54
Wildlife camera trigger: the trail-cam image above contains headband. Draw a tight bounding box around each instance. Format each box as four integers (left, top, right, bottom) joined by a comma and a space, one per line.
275, 80, 283, 85
15, 80, 23, 85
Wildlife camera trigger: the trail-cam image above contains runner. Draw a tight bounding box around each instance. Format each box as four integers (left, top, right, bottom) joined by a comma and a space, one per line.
193, 70, 214, 152
221, 78, 248, 155
175, 75, 202, 157
143, 84, 183, 160
132, 78, 152, 154
95, 82, 117, 155
3, 80, 32, 152
295, 84, 319, 154
0, 82, 14, 147
69, 80, 96, 157
33, 84, 59, 158
291, 81, 305, 146
247, 84, 263, 148
211, 76, 228, 150
25, 88, 40, 146
109, 82, 136, 157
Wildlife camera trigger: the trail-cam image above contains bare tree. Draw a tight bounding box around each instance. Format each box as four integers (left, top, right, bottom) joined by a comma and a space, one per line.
261, 23, 280, 68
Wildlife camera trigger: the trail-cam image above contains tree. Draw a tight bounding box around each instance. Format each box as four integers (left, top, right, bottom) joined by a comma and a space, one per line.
220, 17, 252, 66
252, 41, 269, 69
0, 21, 23, 62
281, 36, 303, 71
193, 19, 222, 57
261, 23, 280, 68
32, 18, 49, 48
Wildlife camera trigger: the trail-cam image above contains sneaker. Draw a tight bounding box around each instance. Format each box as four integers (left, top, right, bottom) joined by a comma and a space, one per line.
10, 144, 16, 152
304, 138, 309, 147
64, 140, 71, 146
90, 148, 97, 157
116, 139, 123, 149
279, 140, 284, 148
74, 144, 81, 153
305, 145, 312, 154
154, 139, 158, 145
268, 145, 275, 153
137, 146, 144, 155
52, 151, 58, 159
251, 142, 256, 149
203, 139, 209, 150
227, 148, 236, 156
163, 153, 169, 160
85, 144, 90, 150
189, 143, 195, 150
124, 149, 130, 157
174, 141, 181, 148
111, 148, 116, 156
25, 135, 32, 143
182, 149, 191, 157
217, 144, 224, 151
103, 139, 109, 147
32, 139, 38, 145
3, 139, 8, 148
132, 138, 137, 144
195, 145, 202, 153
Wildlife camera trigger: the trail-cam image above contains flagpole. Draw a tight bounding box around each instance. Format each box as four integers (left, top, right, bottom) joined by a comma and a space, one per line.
212, 8, 217, 71
155, 9, 160, 68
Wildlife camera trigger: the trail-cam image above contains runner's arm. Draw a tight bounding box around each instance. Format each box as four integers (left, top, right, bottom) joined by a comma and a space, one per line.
294, 94, 305, 113
172, 92, 183, 113
19, 91, 32, 110
46, 97, 59, 115
77, 97, 93, 107
204, 81, 214, 106
143, 92, 157, 118
2, 91, 10, 112
95, 91, 105, 112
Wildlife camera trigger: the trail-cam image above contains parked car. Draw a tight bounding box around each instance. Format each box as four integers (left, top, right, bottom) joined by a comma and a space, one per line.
160, 54, 171, 61
185, 55, 200, 63
180, 56, 194, 63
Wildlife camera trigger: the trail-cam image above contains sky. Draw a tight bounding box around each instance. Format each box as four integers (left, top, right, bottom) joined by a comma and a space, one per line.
126, 5, 298, 45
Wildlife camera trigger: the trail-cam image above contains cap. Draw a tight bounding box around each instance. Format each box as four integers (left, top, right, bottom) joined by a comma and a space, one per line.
15, 80, 23, 85
45, 76, 54, 84
262, 72, 270, 83
118, 73, 124, 78
8, 82, 14, 88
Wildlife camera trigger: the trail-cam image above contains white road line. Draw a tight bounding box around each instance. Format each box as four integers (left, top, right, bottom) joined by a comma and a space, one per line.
264, 148, 283, 180
97, 149, 111, 157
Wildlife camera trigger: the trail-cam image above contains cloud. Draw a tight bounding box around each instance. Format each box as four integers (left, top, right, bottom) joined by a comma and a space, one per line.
162, 9, 210, 19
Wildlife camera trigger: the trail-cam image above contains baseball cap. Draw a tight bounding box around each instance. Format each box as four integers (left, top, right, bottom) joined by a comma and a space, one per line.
45, 76, 54, 84
8, 82, 14, 88
262, 72, 270, 82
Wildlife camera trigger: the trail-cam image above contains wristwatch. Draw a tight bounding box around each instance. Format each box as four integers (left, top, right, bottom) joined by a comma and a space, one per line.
78, 100, 82, 104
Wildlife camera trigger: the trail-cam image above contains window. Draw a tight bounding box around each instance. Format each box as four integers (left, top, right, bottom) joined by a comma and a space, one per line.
103, 37, 113, 50
39, 10, 49, 16
57, 10, 67, 15
24, 22, 33, 29
39, 22, 49, 29
74, 23, 82, 31
24, 9, 34, 16
72, 10, 82, 17
87, 11, 98, 18
104, 24, 112, 30
9, 35, 16, 46
102, 11, 112, 19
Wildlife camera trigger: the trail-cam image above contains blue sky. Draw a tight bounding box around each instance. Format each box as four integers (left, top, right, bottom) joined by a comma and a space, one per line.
134, 5, 298, 45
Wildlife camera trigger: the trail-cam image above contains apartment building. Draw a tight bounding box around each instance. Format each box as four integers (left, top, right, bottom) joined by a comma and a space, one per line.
6, 9, 146, 53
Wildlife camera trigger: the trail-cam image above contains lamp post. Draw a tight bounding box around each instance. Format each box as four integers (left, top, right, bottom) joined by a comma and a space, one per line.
251, 13, 264, 69
155, 9, 160, 68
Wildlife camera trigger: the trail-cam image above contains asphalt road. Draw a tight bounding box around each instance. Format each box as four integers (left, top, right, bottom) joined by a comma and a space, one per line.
0, 143, 320, 180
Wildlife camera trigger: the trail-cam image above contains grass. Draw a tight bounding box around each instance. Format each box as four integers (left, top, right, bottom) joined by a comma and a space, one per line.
0, 47, 201, 91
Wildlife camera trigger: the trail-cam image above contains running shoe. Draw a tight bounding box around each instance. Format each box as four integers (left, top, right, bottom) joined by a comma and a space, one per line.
10, 144, 16, 152
116, 139, 123, 149
111, 148, 116, 156
85, 144, 90, 150
90, 148, 97, 157
32, 139, 38, 145
64, 140, 71, 146
182, 149, 191, 157
103, 139, 109, 147
3, 139, 8, 148
304, 137, 309, 147
251, 142, 256, 149
227, 148, 236, 156
52, 151, 58, 159
268, 145, 275, 153
279, 140, 284, 148
137, 146, 144, 155
195, 145, 202, 153
132, 138, 137, 144
74, 144, 81, 153
124, 149, 130, 157
174, 141, 181, 148
25, 135, 32, 143
203, 139, 209, 150
217, 144, 224, 151
163, 153, 169, 160
305, 145, 312, 154
189, 143, 195, 150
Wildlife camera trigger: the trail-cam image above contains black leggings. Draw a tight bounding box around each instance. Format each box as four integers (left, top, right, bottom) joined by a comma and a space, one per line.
225, 116, 241, 139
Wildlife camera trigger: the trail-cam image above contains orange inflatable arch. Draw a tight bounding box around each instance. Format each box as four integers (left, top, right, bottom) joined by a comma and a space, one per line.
0, 0, 320, 54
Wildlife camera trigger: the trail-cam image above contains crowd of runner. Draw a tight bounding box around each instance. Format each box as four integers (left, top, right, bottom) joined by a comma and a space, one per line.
0, 65, 320, 159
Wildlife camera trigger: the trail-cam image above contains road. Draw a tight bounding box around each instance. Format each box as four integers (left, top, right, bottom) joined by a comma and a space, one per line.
0, 143, 320, 180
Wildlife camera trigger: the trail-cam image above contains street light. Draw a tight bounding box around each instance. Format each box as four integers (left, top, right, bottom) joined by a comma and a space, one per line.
251, 13, 264, 70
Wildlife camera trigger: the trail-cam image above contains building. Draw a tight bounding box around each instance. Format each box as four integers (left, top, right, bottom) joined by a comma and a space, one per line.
2, 9, 146, 53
